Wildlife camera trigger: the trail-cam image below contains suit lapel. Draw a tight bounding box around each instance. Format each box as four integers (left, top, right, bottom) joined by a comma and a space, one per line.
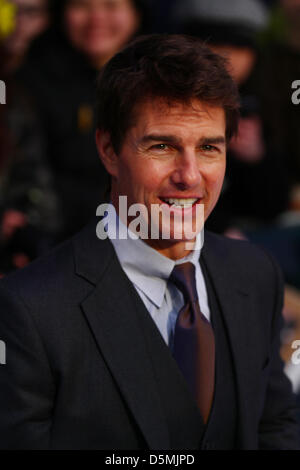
201, 232, 264, 448
73, 222, 170, 449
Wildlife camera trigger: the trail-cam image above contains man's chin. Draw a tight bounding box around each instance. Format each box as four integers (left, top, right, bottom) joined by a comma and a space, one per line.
150, 225, 201, 244
160, 219, 204, 240
166, 230, 198, 243
145, 233, 202, 255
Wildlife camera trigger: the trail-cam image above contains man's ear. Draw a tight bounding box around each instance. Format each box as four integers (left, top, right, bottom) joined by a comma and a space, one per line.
95, 129, 119, 178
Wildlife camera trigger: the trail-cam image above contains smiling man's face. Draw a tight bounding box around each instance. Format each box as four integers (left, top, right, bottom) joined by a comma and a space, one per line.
98, 98, 227, 259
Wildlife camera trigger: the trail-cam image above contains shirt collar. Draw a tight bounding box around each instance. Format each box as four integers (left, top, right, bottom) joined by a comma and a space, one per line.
104, 204, 203, 308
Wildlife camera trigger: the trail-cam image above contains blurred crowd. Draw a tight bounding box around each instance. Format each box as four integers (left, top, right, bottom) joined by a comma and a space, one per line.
1, 0, 300, 390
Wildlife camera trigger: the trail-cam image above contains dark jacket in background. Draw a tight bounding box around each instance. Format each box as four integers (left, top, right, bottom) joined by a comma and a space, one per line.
0, 83, 61, 271
206, 79, 290, 233
256, 42, 300, 186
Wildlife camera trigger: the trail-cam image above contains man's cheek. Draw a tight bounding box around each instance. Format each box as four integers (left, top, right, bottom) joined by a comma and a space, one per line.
213, 168, 226, 193
207, 172, 224, 193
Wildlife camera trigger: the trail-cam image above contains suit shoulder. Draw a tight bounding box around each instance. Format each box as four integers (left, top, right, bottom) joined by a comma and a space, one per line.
0, 220, 113, 312
0, 237, 75, 305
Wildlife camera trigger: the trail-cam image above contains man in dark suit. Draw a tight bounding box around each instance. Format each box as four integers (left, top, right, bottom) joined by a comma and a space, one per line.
0, 34, 299, 450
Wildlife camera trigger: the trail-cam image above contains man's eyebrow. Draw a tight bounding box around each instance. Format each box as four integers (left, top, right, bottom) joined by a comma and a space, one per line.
140, 134, 182, 145
198, 136, 226, 146
139, 134, 226, 146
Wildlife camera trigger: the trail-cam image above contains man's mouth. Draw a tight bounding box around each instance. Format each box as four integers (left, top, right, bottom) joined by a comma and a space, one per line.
159, 198, 201, 209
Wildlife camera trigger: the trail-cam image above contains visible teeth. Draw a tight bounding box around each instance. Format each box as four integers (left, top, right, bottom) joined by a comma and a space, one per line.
163, 198, 198, 208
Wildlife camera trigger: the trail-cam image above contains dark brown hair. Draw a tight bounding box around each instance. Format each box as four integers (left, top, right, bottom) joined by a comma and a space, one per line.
96, 34, 240, 153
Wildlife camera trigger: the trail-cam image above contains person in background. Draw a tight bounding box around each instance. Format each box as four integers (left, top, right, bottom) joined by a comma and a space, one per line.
2, 0, 49, 74
63, 0, 143, 68
18, 0, 149, 241
254, 0, 300, 414
0, 2, 60, 273
257, 0, 300, 208
0, 42, 61, 274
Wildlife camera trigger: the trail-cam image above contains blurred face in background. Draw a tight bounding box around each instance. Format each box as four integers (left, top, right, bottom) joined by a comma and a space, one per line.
4, 0, 48, 56
64, 0, 140, 67
210, 45, 256, 85
281, 0, 300, 27
281, 0, 300, 15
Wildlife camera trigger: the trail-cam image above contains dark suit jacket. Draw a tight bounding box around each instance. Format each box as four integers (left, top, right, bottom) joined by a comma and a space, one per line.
0, 220, 299, 449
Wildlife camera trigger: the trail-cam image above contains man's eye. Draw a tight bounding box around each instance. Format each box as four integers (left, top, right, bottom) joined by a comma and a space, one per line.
151, 144, 168, 150
201, 145, 217, 152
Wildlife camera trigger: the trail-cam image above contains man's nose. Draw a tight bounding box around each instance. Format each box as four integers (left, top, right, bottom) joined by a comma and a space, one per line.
170, 151, 202, 189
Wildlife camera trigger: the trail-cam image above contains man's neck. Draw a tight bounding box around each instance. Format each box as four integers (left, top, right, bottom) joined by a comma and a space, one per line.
144, 237, 197, 261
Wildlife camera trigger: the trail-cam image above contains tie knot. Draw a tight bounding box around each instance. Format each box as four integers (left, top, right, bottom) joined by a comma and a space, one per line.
170, 262, 198, 303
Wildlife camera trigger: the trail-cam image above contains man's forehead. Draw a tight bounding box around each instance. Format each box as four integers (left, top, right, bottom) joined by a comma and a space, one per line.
130, 98, 226, 134
136, 97, 222, 114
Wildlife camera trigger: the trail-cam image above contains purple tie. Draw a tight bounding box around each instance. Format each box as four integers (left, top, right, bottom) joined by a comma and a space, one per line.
170, 262, 215, 424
